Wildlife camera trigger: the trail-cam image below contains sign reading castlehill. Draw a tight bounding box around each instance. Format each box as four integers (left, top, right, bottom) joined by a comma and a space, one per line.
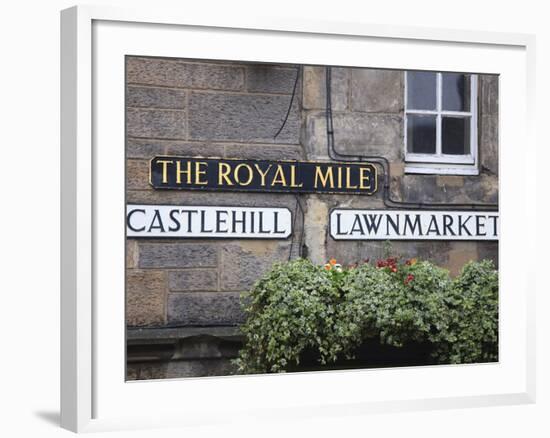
127, 204, 292, 239
330, 209, 499, 241
149, 156, 377, 195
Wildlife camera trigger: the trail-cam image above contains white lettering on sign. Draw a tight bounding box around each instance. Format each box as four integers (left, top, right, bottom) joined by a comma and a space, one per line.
127, 204, 292, 239
330, 209, 499, 241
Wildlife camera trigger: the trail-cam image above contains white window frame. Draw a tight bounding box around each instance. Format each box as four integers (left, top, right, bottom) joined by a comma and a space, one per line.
404, 72, 478, 175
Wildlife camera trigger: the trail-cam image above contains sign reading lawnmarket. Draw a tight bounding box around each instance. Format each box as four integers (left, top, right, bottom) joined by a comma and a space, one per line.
149, 156, 377, 195
330, 210, 499, 241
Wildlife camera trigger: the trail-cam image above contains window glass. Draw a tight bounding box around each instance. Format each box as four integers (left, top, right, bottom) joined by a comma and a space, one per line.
407, 72, 437, 110
407, 114, 436, 154
442, 73, 470, 112
442, 116, 470, 155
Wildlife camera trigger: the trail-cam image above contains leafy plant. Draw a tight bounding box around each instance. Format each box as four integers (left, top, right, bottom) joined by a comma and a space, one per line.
234, 256, 499, 374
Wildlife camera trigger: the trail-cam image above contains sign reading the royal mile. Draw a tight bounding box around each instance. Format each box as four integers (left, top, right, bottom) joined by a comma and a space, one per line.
149, 156, 377, 195
330, 210, 499, 241
127, 205, 292, 239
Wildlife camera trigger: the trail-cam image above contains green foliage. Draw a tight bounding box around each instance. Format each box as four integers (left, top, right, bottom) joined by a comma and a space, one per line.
234, 257, 499, 374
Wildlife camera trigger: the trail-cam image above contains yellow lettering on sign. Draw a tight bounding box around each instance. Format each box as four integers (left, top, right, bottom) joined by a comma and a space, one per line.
359, 167, 371, 190
156, 160, 173, 184
289, 164, 303, 188
345, 166, 358, 189
271, 165, 287, 186
234, 163, 254, 186
314, 166, 334, 189
195, 161, 208, 185
254, 163, 272, 187
218, 162, 233, 186
176, 160, 192, 184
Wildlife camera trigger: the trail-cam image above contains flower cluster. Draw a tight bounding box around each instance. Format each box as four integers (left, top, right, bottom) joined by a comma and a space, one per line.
376, 257, 398, 272
324, 258, 343, 273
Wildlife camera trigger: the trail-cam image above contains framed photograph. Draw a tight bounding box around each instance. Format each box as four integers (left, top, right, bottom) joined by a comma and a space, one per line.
61, 5, 536, 432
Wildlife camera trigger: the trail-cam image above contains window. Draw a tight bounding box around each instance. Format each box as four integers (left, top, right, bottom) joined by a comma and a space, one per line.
404, 71, 478, 175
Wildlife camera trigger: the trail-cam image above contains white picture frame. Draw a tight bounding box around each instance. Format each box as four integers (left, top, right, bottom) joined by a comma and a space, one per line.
60, 5, 537, 433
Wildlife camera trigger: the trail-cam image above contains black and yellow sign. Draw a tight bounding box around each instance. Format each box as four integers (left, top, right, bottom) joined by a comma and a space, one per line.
149, 156, 377, 195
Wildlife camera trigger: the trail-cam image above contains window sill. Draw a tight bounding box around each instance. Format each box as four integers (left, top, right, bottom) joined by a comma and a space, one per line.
404, 164, 480, 176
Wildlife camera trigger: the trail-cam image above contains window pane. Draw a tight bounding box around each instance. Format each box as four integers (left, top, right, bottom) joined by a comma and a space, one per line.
407, 114, 436, 154
442, 73, 470, 112
442, 116, 470, 155
407, 71, 437, 110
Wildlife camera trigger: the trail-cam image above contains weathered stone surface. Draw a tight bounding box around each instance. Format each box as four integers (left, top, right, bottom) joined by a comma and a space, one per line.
224, 144, 304, 161
480, 114, 499, 175
126, 159, 151, 190
220, 241, 291, 291
127, 86, 186, 109
126, 139, 225, 159
167, 292, 245, 325
477, 242, 499, 269
126, 362, 168, 380
447, 242, 479, 277
138, 243, 218, 268
351, 69, 403, 113
127, 190, 297, 209
173, 335, 241, 360
463, 174, 498, 204
126, 270, 166, 327
399, 174, 499, 204
480, 74, 499, 116
303, 66, 348, 111
305, 112, 402, 160
164, 358, 237, 378
436, 175, 465, 188
127, 108, 186, 139
127, 57, 244, 90
126, 240, 138, 269
303, 196, 328, 265
168, 269, 218, 291
188, 91, 300, 144
246, 65, 299, 94
326, 240, 453, 268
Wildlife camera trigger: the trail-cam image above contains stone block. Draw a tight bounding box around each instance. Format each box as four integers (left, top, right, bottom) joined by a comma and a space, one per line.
480, 114, 499, 175
127, 108, 186, 139
246, 65, 300, 94
305, 112, 402, 160
126, 362, 168, 380
127, 86, 186, 109
350, 69, 403, 113
168, 269, 218, 291
126, 240, 138, 269
447, 242, 479, 277
303, 196, 328, 265
164, 358, 237, 378
224, 144, 304, 161
126, 57, 244, 90
167, 292, 245, 325
126, 270, 166, 327
188, 92, 300, 144
436, 175, 465, 188
138, 243, 218, 268
126, 139, 225, 159
302, 66, 348, 111
220, 241, 291, 291
477, 242, 499, 269
126, 159, 151, 190
126, 190, 298, 209
480, 74, 499, 116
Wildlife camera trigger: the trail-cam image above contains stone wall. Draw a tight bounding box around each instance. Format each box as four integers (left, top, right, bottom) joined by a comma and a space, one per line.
125, 56, 498, 379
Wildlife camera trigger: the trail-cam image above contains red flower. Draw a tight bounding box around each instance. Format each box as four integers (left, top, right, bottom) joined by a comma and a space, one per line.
404, 274, 415, 285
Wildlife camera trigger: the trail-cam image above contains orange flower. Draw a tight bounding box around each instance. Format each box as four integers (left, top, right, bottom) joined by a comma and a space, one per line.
410, 258, 417, 265
324, 264, 332, 271
329, 258, 337, 266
